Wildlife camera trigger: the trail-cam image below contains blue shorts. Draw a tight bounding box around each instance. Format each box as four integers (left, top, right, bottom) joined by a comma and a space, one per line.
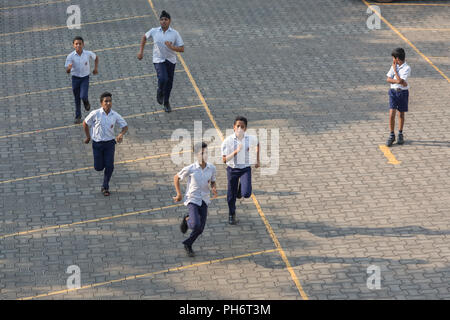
389, 89, 409, 112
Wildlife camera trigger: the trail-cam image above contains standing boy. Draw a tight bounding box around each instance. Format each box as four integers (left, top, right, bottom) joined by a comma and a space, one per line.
65, 36, 99, 124
221, 116, 260, 225
386, 47, 411, 146
137, 10, 184, 113
83, 92, 128, 196
174, 142, 217, 257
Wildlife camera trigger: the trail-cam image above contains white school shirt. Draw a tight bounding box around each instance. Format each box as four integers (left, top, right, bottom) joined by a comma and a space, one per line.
65, 50, 97, 77
386, 62, 411, 90
145, 26, 184, 64
177, 162, 216, 206
221, 133, 259, 169
84, 108, 128, 142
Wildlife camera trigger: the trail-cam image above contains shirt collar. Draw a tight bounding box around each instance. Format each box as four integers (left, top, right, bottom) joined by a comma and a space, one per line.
74, 50, 84, 56
100, 108, 114, 116
194, 161, 210, 169
233, 132, 246, 140
158, 26, 173, 32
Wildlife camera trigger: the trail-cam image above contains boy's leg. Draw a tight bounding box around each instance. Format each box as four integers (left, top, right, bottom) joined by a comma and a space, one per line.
102, 140, 115, 191
92, 141, 105, 172
71, 76, 82, 119
183, 203, 202, 247
163, 60, 176, 105
226, 167, 240, 218
239, 166, 252, 198
154, 62, 168, 103
398, 112, 405, 131
389, 109, 396, 133
79, 76, 90, 111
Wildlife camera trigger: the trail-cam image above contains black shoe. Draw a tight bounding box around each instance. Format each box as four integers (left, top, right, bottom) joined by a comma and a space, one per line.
386, 134, 395, 147
184, 244, 195, 257
74, 117, 82, 124
229, 215, 237, 225
164, 102, 171, 113
180, 215, 188, 234
157, 90, 163, 105
397, 133, 404, 145
237, 181, 242, 199
83, 100, 91, 111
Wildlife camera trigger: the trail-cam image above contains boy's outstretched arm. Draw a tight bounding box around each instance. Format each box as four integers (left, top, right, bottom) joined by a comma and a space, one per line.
173, 174, 182, 202
211, 181, 218, 198
137, 35, 147, 60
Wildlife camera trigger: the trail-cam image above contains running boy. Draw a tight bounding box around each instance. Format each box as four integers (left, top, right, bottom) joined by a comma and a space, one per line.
65, 36, 99, 124
386, 47, 411, 146
221, 116, 260, 225
174, 142, 217, 257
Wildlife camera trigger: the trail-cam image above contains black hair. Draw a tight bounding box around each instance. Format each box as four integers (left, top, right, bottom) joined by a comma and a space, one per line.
100, 92, 112, 102
391, 48, 405, 61
73, 36, 84, 44
193, 142, 208, 154
160, 10, 171, 20
234, 116, 248, 127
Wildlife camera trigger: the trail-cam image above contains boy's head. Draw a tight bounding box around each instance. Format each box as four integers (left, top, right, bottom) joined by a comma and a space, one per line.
233, 116, 247, 138
73, 36, 84, 52
391, 47, 405, 63
100, 92, 112, 111
159, 10, 171, 29
193, 142, 208, 163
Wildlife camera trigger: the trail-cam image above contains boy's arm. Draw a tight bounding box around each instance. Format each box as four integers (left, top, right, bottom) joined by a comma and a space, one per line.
93, 55, 99, 75
222, 143, 242, 163
387, 64, 407, 86
255, 143, 260, 168
173, 174, 182, 202
137, 35, 147, 60
82, 120, 91, 144
211, 181, 217, 198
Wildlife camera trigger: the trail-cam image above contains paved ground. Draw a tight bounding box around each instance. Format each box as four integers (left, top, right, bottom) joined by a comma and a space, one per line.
0, 0, 449, 300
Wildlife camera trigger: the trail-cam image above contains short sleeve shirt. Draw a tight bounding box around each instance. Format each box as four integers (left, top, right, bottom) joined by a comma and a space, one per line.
65, 50, 96, 77
221, 133, 259, 169
84, 108, 128, 142
145, 27, 184, 64
387, 62, 411, 90
177, 162, 216, 206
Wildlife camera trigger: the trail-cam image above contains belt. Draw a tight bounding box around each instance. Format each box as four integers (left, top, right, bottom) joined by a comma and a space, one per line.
392, 88, 408, 92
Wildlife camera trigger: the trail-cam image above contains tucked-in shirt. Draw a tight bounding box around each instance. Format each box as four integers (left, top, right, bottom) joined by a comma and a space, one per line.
221, 133, 259, 169
387, 62, 411, 90
177, 162, 216, 206
65, 50, 96, 77
84, 108, 127, 142
145, 26, 184, 64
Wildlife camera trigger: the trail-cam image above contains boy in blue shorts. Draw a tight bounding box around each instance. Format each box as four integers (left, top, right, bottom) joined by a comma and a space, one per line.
386, 48, 411, 146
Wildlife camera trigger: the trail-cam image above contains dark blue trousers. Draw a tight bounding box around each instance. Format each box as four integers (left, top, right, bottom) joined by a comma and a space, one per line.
153, 60, 176, 104
183, 201, 208, 247
71, 75, 89, 118
92, 140, 115, 190
226, 166, 252, 216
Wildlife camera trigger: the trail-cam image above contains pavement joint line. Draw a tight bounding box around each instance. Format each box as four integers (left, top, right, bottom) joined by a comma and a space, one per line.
0, 195, 227, 240
379, 145, 401, 165
17, 248, 279, 300
146, 0, 309, 300
0, 14, 155, 37
367, 2, 450, 6
0, 43, 147, 66
362, 0, 450, 83
0, 0, 69, 10
0, 70, 185, 101
399, 28, 450, 32
0, 104, 203, 139
0, 145, 221, 185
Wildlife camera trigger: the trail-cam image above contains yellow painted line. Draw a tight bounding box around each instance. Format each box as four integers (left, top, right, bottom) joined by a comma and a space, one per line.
0, 14, 154, 37
379, 145, 401, 165
0, 70, 184, 101
362, 0, 450, 83
0, 104, 202, 139
367, 2, 450, 6
0, 149, 189, 185
0, 0, 69, 10
0, 43, 144, 66
0, 195, 227, 240
146, 0, 308, 299
18, 248, 279, 300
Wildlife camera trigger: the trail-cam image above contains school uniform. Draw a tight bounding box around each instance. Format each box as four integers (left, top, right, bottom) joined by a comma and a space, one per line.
387, 62, 411, 112
84, 108, 127, 191
65, 50, 96, 119
145, 26, 184, 105
221, 133, 258, 218
177, 162, 216, 247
